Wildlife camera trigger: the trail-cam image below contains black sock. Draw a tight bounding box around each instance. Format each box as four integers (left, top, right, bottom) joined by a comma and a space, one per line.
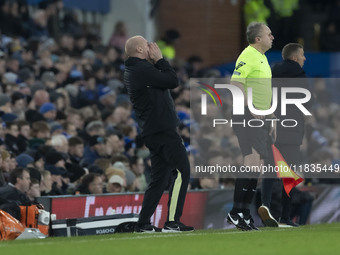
244, 178, 258, 204
242, 209, 250, 217
231, 178, 251, 214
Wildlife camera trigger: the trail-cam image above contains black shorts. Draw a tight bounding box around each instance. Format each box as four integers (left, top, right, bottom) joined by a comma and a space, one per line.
232, 108, 271, 159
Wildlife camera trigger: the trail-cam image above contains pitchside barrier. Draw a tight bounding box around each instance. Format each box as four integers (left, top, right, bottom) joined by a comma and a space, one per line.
51, 214, 139, 236
37, 185, 340, 236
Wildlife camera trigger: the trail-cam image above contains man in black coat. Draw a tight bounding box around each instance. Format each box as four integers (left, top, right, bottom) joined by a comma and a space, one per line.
0, 167, 32, 220
124, 36, 193, 233
258, 43, 307, 227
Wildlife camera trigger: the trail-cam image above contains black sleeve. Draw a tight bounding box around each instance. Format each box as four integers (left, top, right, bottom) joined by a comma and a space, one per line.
143, 58, 178, 89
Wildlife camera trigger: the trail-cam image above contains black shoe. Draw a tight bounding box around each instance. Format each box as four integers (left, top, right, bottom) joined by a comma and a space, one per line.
279, 218, 299, 227
258, 205, 279, 227
244, 215, 259, 231
162, 221, 194, 232
226, 213, 252, 231
135, 224, 162, 233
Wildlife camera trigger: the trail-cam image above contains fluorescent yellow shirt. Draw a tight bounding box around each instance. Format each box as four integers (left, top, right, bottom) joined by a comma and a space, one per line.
157, 40, 175, 60
231, 45, 272, 110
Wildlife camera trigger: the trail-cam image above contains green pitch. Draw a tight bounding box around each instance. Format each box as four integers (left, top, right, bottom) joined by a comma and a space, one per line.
1, 223, 340, 255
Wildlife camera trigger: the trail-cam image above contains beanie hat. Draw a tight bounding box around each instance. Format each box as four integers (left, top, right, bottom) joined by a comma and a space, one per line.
99, 87, 115, 101
45, 151, 64, 165
0, 94, 11, 107
18, 68, 33, 82
1, 113, 18, 121
16, 153, 34, 167
39, 102, 56, 114
50, 122, 63, 134
45, 164, 68, 176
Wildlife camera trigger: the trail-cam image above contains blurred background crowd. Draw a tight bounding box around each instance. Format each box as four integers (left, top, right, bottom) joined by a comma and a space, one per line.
0, 0, 339, 206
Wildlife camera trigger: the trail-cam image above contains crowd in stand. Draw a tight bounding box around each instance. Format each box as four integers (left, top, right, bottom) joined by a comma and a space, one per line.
1, 0, 339, 211
0, 0, 155, 199
0, 0, 217, 204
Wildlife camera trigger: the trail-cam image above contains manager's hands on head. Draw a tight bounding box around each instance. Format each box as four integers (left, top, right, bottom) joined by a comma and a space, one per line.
125, 36, 163, 64
148, 42, 163, 64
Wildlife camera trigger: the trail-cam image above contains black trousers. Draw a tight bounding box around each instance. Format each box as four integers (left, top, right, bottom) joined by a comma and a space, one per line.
233, 108, 271, 159
262, 143, 301, 220
138, 129, 190, 226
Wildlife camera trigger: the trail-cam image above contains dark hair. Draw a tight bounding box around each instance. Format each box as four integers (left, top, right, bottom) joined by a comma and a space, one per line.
5, 121, 18, 130
94, 158, 110, 172
129, 156, 141, 168
111, 154, 129, 165
77, 173, 101, 194
31, 121, 50, 137
187, 55, 203, 64
29, 178, 39, 188
116, 124, 133, 136
246, 22, 265, 44
106, 128, 123, 139
17, 120, 30, 131
68, 136, 84, 146
10, 167, 29, 184
162, 29, 180, 44
282, 43, 303, 60
66, 108, 83, 118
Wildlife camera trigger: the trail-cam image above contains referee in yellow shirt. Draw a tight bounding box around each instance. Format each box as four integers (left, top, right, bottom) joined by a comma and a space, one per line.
226, 22, 276, 230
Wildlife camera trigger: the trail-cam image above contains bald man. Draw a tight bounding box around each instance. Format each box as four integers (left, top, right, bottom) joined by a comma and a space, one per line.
33, 90, 50, 107
124, 36, 193, 233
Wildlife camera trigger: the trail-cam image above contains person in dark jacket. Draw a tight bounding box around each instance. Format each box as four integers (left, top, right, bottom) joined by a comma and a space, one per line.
259, 43, 307, 227
4, 121, 21, 156
81, 135, 107, 166
0, 167, 32, 220
124, 36, 193, 233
